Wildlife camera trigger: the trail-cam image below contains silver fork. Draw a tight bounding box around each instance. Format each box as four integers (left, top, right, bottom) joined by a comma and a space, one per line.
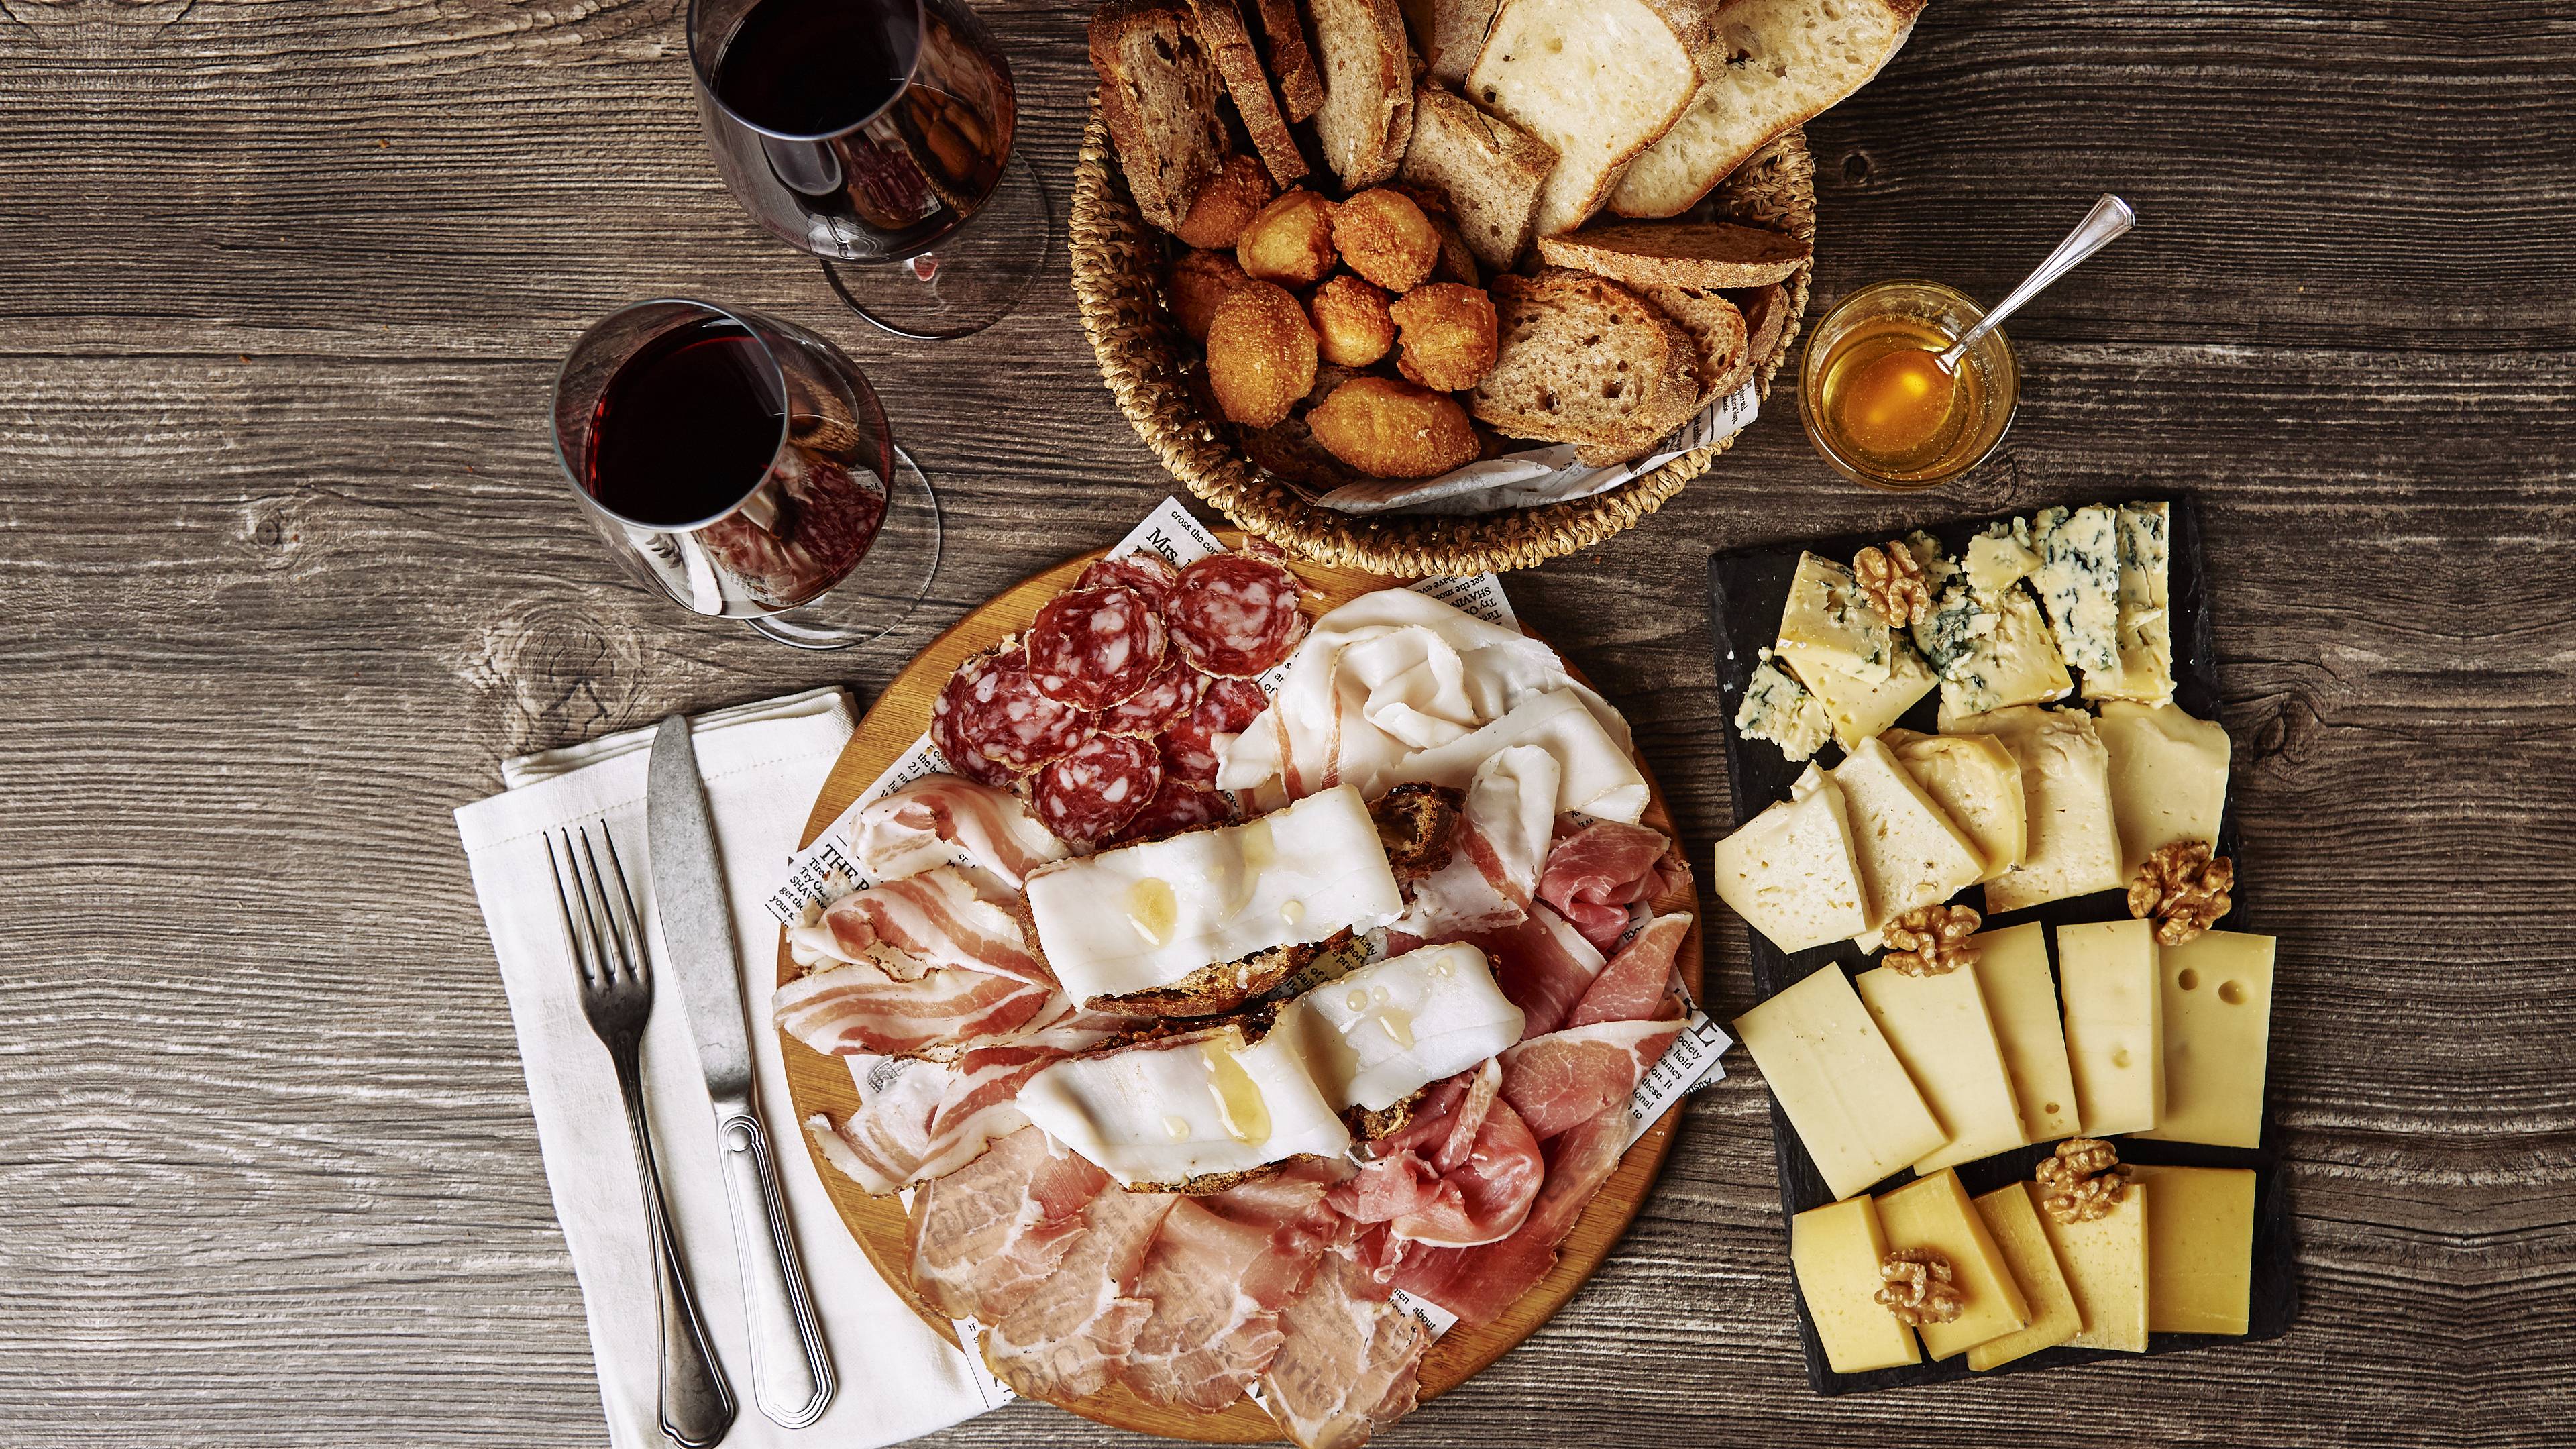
550, 824, 737, 1449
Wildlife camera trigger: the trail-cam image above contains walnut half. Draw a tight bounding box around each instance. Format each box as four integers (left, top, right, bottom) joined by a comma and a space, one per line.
1851, 543, 1931, 628
1875, 1248, 1964, 1325
2036, 1136, 2133, 1224
2129, 840, 2235, 945
1882, 903, 1982, 976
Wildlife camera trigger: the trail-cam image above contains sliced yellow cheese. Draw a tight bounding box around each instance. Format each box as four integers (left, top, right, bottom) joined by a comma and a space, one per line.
1966, 1182, 2084, 1370
2130, 1164, 2255, 1335
1829, 736, 1987, 932
1949, 706, 2123, 914
1733, 963, 1947, 1201
2039, 1178, 2149, 1352
2096, 700, 2232, 879
1883, 728, 2027, 878
2056, 920, 2165, 1136
1964, 528, 2041, 595
1970, 922, 2082, 1142
1854, 963, 2027, 1174
1874, 1168, 2030, 1360
1780, 639, 1937, 751
1777, 551, 1894, 682
1711, 765, 1871, 953
1789, 1196, 1922, 1373
2139, 931, 2277, 1150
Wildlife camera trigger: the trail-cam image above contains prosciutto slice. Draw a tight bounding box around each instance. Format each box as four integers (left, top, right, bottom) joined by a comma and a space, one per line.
1391, 745, 1558, 941
1463, 902, 1606, 1040
1497, 1015, 1683, 1141
1330, 1060, 1543, 1249
1566, 912, 1690, 1029
906, 1126, 1108, 1320
1377, 1110, 1633, 1326
1122, 1163, 1346, 1412
983, 1181, 1179, 1403
1257, 1252, 1427, 1449
849, 775, 1071, 892
1536, 820, 1679, 951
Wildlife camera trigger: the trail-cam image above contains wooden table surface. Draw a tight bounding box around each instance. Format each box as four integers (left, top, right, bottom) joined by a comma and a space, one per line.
5, 1, 2567, 1445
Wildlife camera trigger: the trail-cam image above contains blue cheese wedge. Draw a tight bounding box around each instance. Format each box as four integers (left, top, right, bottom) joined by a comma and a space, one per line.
1735, 651, 1833, 763
1780, 637, 1937, 752
1713, 765, 1872, 953
2030, 505, 2123, 680
1947, 705, 2125, 914
2084, 502, 2176, 706
1903, 530, 1962, 592
1935, 589, 2073, 728
1778, 552, 1894, 682
1913, 582, 1997, 680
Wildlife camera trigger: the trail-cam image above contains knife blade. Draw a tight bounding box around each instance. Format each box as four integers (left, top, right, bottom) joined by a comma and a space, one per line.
647, 714, 835, 1428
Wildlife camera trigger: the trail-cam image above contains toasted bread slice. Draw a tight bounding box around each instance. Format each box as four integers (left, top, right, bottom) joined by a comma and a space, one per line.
1536, 221, 1811, 288
1464, 0, 1716, 238
1092, 0, 1233, 233
1469, 268, 1701, 463
1370, 782, 1463, 883
1190, 0, 1310, 187
1641, 284, 1752, 407
1611, 0, 1926, 218
1396, 0, 1501, 86
1397, 86, 1557, 270
1250, 0, 1327, 121
1097, 936, 1328, 1018
1735, 280, 1792, 370
1309, 0, 1417, 189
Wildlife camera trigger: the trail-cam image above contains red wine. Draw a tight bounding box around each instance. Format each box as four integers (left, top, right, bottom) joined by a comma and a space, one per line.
714, 0, 916, 137
586, 319, 784, 527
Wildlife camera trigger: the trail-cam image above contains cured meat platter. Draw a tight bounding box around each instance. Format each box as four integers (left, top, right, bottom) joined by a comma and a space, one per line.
777, 531, 1705, 1442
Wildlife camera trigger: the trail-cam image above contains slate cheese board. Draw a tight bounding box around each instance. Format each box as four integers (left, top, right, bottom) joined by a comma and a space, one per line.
1705, 495, 2298, 1394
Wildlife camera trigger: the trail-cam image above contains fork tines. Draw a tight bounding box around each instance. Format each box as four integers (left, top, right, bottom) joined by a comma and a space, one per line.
548, 823, 649, 996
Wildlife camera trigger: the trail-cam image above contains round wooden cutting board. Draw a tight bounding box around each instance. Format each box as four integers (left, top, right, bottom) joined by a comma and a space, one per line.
777, 534, 1705, 1442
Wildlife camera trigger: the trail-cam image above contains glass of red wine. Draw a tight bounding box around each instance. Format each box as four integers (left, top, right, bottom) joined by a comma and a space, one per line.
551, 298, 941, 648
688, 0, 1049, 340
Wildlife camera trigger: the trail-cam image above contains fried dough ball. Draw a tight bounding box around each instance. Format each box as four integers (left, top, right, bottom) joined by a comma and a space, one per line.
1205, 282, 1318, 429
1308, 274, 1395, 367
1175, 156, 1275, 250
1308, 376, 1480, 478
1389, 282, 1499, 392
1332, 189, 1440, 293
1235, 189, 1339, 287
1391, 185, 1481, 286
1167, 248, 1252, 343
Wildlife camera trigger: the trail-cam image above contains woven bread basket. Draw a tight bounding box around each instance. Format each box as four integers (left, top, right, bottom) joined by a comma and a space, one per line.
1070, 102, 1816, 576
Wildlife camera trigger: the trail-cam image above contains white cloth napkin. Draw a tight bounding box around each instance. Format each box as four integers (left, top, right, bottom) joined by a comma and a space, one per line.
453, 687, 997, 1449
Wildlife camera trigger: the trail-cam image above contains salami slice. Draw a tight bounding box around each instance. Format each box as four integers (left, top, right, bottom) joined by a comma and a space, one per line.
1159, 676, 1270, 786
939, 641, 1091, 777
1106, 777, 1234, 846
1095, 659, 1201, 739
1165, 555, 1309, 678
1075, 549, 1183, 606
1033, 733, 1162, 845
1028, 584, 1169, 710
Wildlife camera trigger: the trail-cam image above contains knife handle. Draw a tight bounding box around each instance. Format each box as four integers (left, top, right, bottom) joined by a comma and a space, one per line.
715, 1112, 835, 1427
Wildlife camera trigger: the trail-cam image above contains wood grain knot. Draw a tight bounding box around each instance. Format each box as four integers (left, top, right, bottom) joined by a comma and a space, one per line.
241, 494, 307, 572
460, 600, 647, 757
2243, 691, 2320, 771
1841, 150, 1873, 185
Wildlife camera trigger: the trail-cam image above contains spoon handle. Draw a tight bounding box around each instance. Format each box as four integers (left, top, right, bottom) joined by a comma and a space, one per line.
1943, 193, 2135, 364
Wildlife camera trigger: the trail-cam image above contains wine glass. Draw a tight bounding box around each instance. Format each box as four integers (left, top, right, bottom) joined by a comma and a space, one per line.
551, 298, 942, 649
687, 0, 1050, 341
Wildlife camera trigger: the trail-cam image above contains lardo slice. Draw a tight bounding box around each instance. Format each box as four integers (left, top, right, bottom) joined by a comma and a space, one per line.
1464, 0, 1717, 237
1016, 1020, 1356, 1191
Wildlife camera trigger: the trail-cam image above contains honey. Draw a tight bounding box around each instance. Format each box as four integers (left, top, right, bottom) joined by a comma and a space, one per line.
1798, 280, 2019, 491
1199, 1041, 1272, 1148
1123, 877, 1177, 947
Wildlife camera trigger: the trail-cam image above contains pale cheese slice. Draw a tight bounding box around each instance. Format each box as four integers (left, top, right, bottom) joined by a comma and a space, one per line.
1969, 922, 2082, 1142
2055, 919, 2164, 1136
1731, 963, 1947, 1201
2046, 1179, 2149, 1352
1947, 706, 2124, 914
1711, 765, 1870, 953
2137, 930, 2276, 1150
1874, 1168, 2031, 1360
1854, 963, 2028, 1174
1828, 736, 1986, 932
1882, 728, 2027, 878
1790, 1197, 1922, 1373
2129, 1164, 2256, 1335
1778, 637, 1937, 751
1966, 1181, 2084, 1371
2095, 700, 2231, 878
1776, 551, 1894, 682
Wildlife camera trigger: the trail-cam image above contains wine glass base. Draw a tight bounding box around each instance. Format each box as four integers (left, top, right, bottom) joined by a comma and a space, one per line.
746, 445, 941, 650
819, 151, 1053, 341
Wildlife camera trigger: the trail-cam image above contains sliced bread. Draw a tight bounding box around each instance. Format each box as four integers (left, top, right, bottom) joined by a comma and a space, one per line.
1092, 0, 1232, 233
1642, 284, 1751, 407
1190, 0, 1310, 186
1309, 0, 1417, 189
1535, 221, 1811, 288
1397, 85, 1558, 270
1250, 0, 1327, 121
1735, 280, 1792, 369
1469, 267, 1701, 464
1611, 0, 1927, 218
1464, 0, 1717, 239
1396, 0, 1501, 87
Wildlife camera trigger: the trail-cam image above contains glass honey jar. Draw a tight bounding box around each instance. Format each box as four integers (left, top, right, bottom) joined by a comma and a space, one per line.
1796, 280, 2019, 490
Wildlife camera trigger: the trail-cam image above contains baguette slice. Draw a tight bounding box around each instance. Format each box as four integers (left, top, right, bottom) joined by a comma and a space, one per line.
1536, 221, 1812, 288
1611, 0, 1927, 218
1397, 86, 1558, 270
1190, 0, 1310, 186
1470, 268, 1701, 464
1641, 284, 1751, 407
1309, 0, 1417, 189
1092, 0, 1232, 233
1250, 0, 1327, 121
1396, 0, 1501, 86
1464, 0, 1717, 239
1735, 280, 1792, 369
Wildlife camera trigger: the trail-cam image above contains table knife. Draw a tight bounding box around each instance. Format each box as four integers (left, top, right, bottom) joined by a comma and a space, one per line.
647, 714, 835, 1429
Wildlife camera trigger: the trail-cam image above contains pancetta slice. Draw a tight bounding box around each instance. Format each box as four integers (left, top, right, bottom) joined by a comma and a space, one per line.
906, 1126, 1108, 1320
772, 959, 1054, 1059
1256, 1252, 1427, 1449
983, 1181, 1179, 1403
787, 865, 1053, 987
848, 775, 1071, 892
